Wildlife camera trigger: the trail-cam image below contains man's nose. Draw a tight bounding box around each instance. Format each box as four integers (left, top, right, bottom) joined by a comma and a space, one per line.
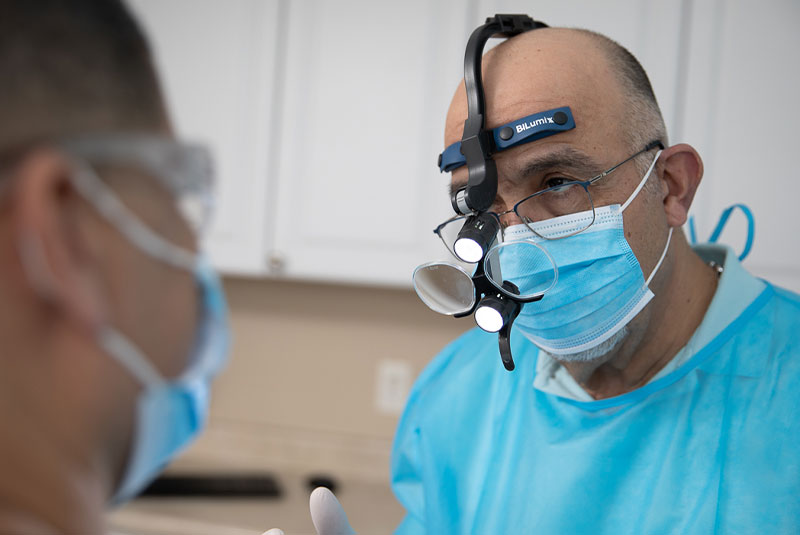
497, 208, 524, 228
490, 192, 524, 228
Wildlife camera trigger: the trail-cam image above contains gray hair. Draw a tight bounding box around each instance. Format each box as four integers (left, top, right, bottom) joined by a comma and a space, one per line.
575, 29, 668, 182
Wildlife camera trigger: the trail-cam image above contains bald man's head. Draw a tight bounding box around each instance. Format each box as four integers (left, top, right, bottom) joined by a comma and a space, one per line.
445, 28, 667, 175
578, 29, 668, 160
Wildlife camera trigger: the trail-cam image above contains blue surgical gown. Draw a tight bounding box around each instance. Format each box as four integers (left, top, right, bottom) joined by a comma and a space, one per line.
391, 247, 800, 533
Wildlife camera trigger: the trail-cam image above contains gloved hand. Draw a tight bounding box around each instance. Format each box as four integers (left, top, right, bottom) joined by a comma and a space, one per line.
263, 486, 356, 535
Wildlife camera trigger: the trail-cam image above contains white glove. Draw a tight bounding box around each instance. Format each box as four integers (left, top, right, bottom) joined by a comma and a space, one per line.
263, 486, 355, 535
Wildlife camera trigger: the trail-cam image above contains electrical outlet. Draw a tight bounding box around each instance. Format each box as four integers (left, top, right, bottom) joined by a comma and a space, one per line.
375, 360, 413, 415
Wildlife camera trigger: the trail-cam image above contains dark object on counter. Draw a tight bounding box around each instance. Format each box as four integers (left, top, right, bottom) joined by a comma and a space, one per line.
139, 474, 282, 498
307, 474, 338, 494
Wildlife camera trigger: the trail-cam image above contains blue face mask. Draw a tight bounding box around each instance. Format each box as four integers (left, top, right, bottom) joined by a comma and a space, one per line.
61, 160, 231, 504
105, 256, 229, 504
499, 151, 671, 357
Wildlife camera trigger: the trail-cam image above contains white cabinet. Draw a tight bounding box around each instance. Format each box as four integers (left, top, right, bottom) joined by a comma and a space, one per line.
681, 0, 800, 292
129, 1, 800, 291
127, 0, 281, 275
269, 0, 472, 286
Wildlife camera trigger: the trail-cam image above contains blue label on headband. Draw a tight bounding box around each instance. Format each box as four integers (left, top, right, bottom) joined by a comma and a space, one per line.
438, 106, 575, 172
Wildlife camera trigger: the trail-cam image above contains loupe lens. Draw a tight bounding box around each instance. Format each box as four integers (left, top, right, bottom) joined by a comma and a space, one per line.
412, 262, 476, 315
484, 240, 558, 299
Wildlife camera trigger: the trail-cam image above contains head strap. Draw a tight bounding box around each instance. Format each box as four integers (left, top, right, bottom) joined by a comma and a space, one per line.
450, 14, 549, 215
439, 106, 575, 172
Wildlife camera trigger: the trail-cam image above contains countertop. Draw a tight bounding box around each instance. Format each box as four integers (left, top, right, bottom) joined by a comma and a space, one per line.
108, 472, 404, 535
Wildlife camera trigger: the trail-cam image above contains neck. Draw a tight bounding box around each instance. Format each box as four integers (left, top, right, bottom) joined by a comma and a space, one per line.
0, 404, 108, 534
561, 241, 719, 399
0, 337, 110, 535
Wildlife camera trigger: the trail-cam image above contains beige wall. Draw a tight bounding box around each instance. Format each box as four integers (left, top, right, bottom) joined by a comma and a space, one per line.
173, 276, 469, 483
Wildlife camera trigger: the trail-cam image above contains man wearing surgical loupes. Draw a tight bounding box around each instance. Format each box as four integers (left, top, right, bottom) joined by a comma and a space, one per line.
392, 24, 800, 534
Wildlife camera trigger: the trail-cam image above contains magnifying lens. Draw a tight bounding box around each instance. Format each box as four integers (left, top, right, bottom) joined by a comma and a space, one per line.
413, 239, 557, 371
412, 261, 476, 316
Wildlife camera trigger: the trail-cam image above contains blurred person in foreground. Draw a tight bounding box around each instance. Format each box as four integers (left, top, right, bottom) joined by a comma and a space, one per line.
0, 1, 228, 532
0, 2, 357, 534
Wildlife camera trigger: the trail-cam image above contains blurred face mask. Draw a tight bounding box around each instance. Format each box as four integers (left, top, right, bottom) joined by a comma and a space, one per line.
499, 151, 671, 359
20, 138, 230, 504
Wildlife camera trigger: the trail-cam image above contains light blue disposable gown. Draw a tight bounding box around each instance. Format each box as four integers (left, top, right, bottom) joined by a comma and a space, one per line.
391, 245, 800, 533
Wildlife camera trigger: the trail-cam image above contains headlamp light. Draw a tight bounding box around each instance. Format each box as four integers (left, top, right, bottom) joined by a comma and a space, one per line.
453, 213, 501, 263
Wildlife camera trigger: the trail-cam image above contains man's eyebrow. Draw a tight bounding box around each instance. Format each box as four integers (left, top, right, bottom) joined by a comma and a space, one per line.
515, 147, 602, 182
448, 147, 603, 196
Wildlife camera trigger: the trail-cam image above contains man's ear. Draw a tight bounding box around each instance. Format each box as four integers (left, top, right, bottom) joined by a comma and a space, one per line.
11, 149, 105, 332
656, 143, 704, 227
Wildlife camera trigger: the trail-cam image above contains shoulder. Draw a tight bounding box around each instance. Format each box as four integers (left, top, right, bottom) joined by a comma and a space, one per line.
770, 284, 800, 311
761, 284, 800, 360
397, 327, 539, 436
752, 284, 800, 344
724, 283, 800, 382
404, 327, 498, 417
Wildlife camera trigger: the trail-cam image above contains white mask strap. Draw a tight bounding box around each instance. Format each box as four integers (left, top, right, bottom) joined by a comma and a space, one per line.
621, 150, 662, 212
98, 328, 166, 388
70, 162, 197, 271
645, 227, 673, 286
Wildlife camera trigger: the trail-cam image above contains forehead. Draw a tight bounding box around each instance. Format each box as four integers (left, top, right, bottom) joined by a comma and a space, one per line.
444, 29, 629, 158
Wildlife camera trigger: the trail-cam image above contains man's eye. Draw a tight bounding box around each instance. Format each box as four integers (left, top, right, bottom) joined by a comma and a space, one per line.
543, 177, 573, 190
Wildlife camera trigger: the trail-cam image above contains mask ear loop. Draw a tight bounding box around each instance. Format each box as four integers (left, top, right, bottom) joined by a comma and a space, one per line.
15, 185, 167, 389
621, 150, 662, 212
99, 328, 166, 388
646, 227, 673, 286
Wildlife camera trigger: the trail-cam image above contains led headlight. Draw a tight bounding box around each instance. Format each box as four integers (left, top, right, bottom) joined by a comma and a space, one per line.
475, 292, 518, 333
453, 212, 501, 263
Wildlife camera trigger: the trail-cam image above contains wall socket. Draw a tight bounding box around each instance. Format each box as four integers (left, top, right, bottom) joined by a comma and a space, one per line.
375, 359, 413, 415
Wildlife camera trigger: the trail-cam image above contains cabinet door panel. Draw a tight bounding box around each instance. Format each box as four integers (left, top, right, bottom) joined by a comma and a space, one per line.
128, 0, 280, 275
271, 0, 471, 286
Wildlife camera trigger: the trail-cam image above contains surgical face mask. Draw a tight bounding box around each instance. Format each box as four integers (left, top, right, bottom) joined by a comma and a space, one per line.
499, 151, 671, 359
21, 143, 230, 504
106, 254, 229, 504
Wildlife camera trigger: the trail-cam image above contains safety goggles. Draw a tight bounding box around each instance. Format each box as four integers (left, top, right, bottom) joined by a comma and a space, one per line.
61, 135, 215, 236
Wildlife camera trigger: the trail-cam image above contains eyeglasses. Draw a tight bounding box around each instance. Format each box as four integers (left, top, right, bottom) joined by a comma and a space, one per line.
434, 139, 664, 259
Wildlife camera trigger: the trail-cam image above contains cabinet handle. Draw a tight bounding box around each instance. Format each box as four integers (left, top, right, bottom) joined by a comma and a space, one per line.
267, 252, 286, 274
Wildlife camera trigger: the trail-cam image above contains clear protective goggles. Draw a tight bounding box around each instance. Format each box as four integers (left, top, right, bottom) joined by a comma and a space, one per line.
61, 135, 215, 236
